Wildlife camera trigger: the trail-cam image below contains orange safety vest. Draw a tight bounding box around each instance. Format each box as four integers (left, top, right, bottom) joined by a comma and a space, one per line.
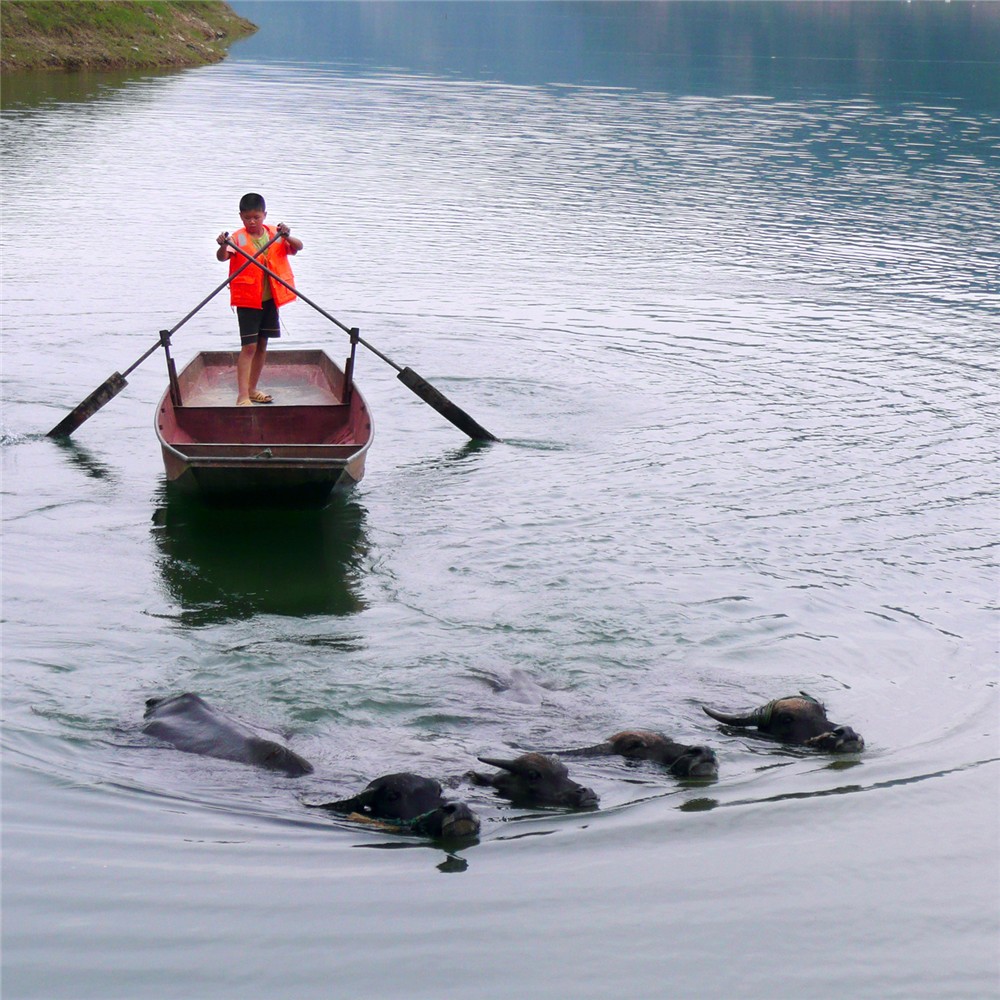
228, 225, 297, 308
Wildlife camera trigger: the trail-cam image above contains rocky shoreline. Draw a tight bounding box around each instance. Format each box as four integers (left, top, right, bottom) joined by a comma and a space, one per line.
0, 1, 256, 74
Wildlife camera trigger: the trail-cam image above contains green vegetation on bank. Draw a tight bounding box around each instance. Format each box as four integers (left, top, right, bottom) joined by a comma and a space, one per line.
0, 1, 257, 73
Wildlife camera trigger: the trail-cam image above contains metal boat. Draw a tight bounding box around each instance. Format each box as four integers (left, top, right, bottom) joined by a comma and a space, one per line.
155, 349, 373, 504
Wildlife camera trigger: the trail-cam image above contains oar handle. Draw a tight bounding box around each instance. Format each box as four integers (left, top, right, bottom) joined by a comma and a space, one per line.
222, 236, 403, 372
46, 230, 286, 438
224, 235, 498, 442
123, 231, 285, 379
166, 229, 285, 339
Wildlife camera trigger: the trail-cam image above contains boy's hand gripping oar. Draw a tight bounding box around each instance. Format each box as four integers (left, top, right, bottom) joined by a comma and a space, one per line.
46, 230, 285, 438
223, 235, 498, 443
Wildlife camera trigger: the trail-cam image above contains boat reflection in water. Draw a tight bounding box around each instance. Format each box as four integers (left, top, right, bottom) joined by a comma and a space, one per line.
151, 486, 369, 624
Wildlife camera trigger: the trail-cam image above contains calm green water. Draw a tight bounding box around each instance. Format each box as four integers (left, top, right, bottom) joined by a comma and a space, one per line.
2, 4, 998, 998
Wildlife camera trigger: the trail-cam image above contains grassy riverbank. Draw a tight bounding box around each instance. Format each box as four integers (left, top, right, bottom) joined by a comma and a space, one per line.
0, 1, 256, 73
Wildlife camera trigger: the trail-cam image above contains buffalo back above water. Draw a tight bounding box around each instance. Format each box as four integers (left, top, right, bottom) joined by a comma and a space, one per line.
142, 693, 314, 777
559, 730, 719, 778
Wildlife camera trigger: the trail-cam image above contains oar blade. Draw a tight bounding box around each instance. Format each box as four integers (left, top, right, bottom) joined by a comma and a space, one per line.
397, 367, 498, 443
46, 372, 128, 438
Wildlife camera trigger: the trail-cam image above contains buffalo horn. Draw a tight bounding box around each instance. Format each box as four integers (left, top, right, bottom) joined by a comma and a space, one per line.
318, 788, 372, 814
477, 755, 517, 771
702, 704, 767, 727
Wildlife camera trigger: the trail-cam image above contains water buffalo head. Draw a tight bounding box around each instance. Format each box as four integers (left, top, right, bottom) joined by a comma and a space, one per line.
702, 692, 864, 752
563, 730, 719, 779
470, 752, 599, 810
314, 772, 480, 839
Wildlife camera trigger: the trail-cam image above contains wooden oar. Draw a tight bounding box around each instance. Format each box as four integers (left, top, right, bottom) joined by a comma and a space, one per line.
46, 231, 285, 438
223, 236, 499, 443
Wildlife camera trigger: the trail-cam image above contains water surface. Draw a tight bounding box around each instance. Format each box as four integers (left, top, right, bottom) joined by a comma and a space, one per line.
2, 4, 998, 998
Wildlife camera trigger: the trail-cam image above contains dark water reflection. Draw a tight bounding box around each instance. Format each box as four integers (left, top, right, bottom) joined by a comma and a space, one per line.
0, 68, 185, 110
150, 489, 369, 623
50, 436, 120, 483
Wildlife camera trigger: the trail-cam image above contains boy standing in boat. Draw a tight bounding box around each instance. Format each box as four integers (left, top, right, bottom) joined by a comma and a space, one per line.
216, 193, 303, 406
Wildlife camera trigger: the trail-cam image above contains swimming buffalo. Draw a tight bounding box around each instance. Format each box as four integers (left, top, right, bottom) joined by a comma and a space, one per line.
559, 730, 719, 778
469, 752, 599, 810
143, 693, 314, 777
702, 692, 864, 752
310, 773, 480, 839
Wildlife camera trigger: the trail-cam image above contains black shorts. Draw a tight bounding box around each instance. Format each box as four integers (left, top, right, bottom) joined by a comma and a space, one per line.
237, 300, 281, 346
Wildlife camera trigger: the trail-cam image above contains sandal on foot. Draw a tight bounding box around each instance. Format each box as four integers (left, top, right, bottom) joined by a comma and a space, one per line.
250, 390, 273, 404
237, 398, 253, 406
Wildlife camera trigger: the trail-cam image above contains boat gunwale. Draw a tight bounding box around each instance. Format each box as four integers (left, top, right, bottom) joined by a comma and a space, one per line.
163, 447, 371, 468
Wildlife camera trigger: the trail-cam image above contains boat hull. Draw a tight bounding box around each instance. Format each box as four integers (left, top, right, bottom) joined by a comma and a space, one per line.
156, 349, 373, 505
